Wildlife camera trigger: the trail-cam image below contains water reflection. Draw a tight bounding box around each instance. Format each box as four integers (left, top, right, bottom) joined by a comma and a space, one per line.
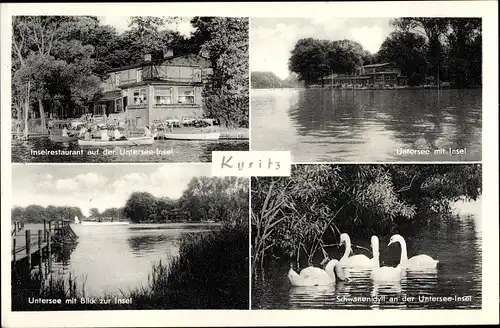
252, 210, 482, 309
251, 88, 481, 161
47, 224, 213, 296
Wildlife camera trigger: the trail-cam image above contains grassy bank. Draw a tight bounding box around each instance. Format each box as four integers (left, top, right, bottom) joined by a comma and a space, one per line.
12, 226, 249, 311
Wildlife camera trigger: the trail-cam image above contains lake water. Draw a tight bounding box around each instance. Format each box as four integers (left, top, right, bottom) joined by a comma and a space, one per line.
11, 138, 248, 163
252, 199, 482, 309
29, 223, 217, 296
251, 88, 482, 162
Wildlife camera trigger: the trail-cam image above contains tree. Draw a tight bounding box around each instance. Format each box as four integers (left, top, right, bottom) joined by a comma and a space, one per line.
123, 192, 159, 223
12, 16, 74, 129
289, 38, 329, 86
251, 164, 482, 270
192, 17, 249, 128
179, 176, 249, 227
378, 31, 429, 85
89, 208, 100, 219
392, 18, 450, 79
447, 18, 482, 88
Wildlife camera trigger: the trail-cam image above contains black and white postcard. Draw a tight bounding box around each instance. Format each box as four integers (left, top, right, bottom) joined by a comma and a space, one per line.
1, 1, 498, 328
251, 164, 482, 309
251, 17, 482, 162
10, 16, 249, 163
10, 164, 249, 310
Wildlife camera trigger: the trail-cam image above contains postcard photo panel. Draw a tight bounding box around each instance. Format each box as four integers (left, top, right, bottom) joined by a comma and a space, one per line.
11, 16, 249, 163
250, 17, 482, 162
10, 164, 250, 310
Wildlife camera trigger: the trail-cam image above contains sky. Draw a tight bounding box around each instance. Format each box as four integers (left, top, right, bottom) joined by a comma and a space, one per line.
12, 164, 211, 216
251, 17, 394, 79
98, 16, 196, 37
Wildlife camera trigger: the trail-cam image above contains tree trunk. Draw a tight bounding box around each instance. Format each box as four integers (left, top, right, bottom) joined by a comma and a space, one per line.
23, 99, 29, 139
38, 98, 46, 133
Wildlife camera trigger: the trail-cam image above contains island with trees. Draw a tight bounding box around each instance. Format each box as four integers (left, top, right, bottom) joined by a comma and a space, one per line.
284, 18, 481, 89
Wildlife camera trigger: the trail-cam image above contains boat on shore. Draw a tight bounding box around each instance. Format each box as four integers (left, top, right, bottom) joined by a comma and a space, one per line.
159, 132, 220, 141
80, 221, 130, 226
78, 136, 154, 146
49, 134, 78, 143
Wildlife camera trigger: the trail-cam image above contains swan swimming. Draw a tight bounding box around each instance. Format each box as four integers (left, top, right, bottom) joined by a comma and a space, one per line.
370, 235, 402, 282
288, 258, 346, 287
339, 233, 374, 268
388, 234, 439, 269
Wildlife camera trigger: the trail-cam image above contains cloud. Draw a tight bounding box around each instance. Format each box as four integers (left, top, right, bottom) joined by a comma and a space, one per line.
13, 165, 210, 216
55, 178, 79, 192
251, 18, 393, 79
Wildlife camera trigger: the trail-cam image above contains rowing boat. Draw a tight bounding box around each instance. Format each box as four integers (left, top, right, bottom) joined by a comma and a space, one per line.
50, 135, 78, 143
77, 136, 154, 146
161, 132, 220, 141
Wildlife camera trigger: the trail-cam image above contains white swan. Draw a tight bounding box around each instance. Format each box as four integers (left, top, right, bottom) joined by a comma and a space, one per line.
288, 258, 345, 287
388, 234, 439, 269
370, 236, 402, 282
339, 233, 374, 268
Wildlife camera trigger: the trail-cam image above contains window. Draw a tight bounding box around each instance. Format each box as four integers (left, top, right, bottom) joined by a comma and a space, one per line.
178, 87, 195, 104
133, 88, 147, 105
136, 70, 142, 82
116, 73, 121, 86
154, 87, 172, 105
115, 98, 123, 112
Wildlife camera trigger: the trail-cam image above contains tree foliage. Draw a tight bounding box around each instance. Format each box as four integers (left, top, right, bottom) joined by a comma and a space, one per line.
251, 164, 482, 269
192, 17, 249, 128
286, 18, 481, 88
11, 205, 84, 223
288, 38, 369, 86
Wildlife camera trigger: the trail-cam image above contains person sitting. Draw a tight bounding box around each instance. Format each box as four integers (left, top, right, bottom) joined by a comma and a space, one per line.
113, 128, 121, 140
62, 126, 69, 137
143, 126, 152, 137
100, 128, 109, 141
78, 126, 86, 138
84, 129, 92, 140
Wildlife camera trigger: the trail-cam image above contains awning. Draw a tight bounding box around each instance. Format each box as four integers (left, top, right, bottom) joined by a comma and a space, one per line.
97, 90, 122, 102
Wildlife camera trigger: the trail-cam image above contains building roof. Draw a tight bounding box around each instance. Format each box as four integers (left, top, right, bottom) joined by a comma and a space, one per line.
97, 90, 122, 101
107, 53, 210, 73
362, 62, 395, 68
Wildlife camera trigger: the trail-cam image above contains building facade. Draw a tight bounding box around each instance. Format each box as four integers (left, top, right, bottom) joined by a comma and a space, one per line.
326, 62, 407, 88
95, 51, 212, 128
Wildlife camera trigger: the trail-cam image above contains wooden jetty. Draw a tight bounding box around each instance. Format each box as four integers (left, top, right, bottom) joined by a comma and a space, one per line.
11, 219, 78, 273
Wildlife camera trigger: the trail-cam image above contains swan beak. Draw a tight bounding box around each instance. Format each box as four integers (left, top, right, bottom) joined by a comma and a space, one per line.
387, 241, 393, 246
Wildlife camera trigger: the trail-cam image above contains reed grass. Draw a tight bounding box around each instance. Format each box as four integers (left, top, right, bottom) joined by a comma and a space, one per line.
11, 226, 248, 310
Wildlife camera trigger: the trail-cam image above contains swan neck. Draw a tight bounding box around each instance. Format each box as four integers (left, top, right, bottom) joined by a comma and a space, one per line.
371, 242, 380, 268
341, 239, 351, 261
399, 238, 408, 264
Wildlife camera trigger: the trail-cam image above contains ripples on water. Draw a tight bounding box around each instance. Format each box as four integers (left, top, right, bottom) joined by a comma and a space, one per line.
251, 88, 482, 162
252, 212, 482, 309
11, 138, 248, 163
36, 223, 215, 296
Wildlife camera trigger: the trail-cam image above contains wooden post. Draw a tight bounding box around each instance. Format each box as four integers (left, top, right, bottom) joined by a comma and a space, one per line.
43, 220, 46, 237
26, 230, 31, 269
38, 230, 42, 251
38, 229, 44, 279
47, 228, 52, 272
13, 238, 16, 262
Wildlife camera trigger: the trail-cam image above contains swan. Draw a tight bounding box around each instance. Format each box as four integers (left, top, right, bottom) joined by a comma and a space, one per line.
339, 233, 374, 268
370, 235, 402, 282
388, 234, 439, 269
288, 258, 346, 287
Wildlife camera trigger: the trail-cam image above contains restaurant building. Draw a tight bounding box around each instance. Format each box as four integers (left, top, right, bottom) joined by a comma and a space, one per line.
326, 62, 407, 88
94, 50, 212, 128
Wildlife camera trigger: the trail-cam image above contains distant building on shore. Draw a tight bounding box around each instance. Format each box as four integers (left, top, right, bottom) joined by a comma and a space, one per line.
94, 50, 213, 129
325, 62, 407, 88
